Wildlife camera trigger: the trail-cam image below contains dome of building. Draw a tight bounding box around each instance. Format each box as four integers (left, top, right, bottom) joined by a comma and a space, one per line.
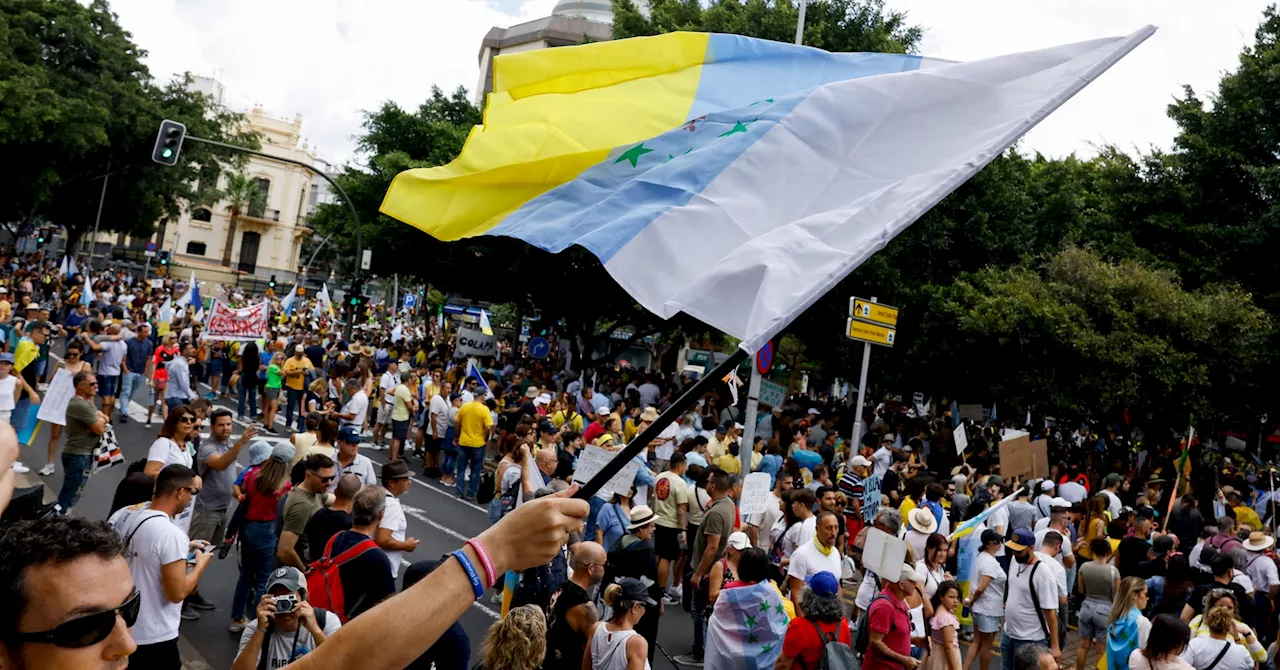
552, 0, 614, 23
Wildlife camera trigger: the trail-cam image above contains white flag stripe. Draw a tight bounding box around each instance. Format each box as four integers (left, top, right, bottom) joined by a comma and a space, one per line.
605, 28, 1154, 353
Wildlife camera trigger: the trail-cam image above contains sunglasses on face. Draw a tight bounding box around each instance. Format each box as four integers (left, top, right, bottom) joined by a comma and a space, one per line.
179, 416, 196, 423
317, 474, 336, 483
182, 486, 201, 496
16, 590, 140, 648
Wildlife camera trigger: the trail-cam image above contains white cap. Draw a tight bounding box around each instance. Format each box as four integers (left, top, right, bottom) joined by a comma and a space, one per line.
849, 455, 872, 468
898, 563, 921, 584
1039, 480, 1055, 492
727, 532, 750, 550
1050, 497, 1072, 509
807, 408, 821, 415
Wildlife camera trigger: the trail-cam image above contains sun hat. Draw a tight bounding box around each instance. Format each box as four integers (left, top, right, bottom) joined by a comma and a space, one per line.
246, 441, 273, 467
1244, 531, 1275, 552
628, 505, 656, 530
908, 507, 938, 535
525, 387, 539, 399
270, 442, 295, 463
640, 407, 660, 422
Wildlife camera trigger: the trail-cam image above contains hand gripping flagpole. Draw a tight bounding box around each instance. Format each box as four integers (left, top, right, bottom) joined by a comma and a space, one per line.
576, 349, 748, 500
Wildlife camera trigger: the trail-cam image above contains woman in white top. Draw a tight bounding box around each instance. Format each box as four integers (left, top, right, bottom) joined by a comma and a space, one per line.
1181, 606, 1254, 670
584, 578, 653, 670
915, 532, 952, 605
1129, 614, 1195, 670
962, 529, 1007, 670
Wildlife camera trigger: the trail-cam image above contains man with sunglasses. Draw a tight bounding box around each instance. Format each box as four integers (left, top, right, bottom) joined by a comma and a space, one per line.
0, 516, 138, 669
55, 370, 106, 515
106, 464, 213, 669
277, 453, 337, 571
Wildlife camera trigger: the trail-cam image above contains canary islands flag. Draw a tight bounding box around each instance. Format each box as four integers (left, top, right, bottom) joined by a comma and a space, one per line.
705, 581, 791, 670
382, 29, 1153, 353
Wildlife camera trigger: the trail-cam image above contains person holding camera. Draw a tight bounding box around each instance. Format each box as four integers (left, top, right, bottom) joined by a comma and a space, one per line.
233, 566, 341, 669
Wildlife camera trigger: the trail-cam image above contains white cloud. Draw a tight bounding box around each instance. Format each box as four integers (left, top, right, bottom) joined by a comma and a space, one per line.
886, 0, 1270, 157
109, 0, 1269, 165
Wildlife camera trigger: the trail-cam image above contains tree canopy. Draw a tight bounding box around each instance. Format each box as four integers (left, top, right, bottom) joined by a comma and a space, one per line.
0, 0, 256, 245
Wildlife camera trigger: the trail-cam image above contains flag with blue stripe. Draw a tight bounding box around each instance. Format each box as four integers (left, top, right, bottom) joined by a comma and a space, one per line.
704, 581, 790, 670
466, 359, 493, 399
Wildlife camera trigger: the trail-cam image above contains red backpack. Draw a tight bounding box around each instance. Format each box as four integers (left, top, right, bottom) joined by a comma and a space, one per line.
306, 533, 381, 623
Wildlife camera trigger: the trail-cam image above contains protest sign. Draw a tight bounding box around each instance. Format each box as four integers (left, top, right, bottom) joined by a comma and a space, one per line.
36, 369, 75, 426
758, 379, 786, 408
998, 430, 1048, 482
954, 425, 969, 455
738, 473, 772, 515
456, 326, 496, 358
861, 474, 882, 523
958, 404, 985, 422
862, 528, 907, 582
202, 300, 270, 341
573, 445, 641, 500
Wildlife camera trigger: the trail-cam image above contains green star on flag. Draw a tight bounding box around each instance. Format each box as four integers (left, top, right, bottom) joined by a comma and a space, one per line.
760, 599, 771, 611
745, 615, 757, 627
762, 643, 774, 654
748, 633, 759, 643
775, 603, 787, 615
614, 142, 654, 167
719, 121, 750, 137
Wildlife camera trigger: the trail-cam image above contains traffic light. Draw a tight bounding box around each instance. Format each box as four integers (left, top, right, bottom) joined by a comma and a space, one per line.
36, 229, 46, 244
151, 120, 187, 166
269, 275, 276, 288
158, 250, 170, 266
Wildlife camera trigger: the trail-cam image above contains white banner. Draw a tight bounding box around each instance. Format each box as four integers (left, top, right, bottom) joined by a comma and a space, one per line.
573, 445, 641, 501
201, 300, 270, 342
455, 326, 496, 358
36, 369, 75, 426
738, 472, 772, 515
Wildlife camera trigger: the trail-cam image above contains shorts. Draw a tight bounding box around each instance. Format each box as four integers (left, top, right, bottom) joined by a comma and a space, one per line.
154, 378, 167, 392
1078, 598, 1109, 641
209, 359, 223, 377
973, 613, 1002, 634
424, 436, 442, 454
98, 375, 119, 397
655, 525, 683, 561
392, 419, 409, 441
377, 402, 394, 426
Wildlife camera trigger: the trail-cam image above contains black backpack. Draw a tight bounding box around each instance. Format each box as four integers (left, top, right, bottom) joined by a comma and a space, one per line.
853, 595, 890, 655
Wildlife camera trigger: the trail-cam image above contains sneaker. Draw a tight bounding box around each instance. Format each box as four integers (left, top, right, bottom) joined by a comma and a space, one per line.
672, 654, 704, 667
118, 415, 128, 424
145, 422, 152, 429
187, 593, 216, 611
662, 593, 679, 605
490, 591, 502, 605
38, 463, 54, 476
180, 604, 200, 621
11, 461, 29, 474
228, 619, 246, 634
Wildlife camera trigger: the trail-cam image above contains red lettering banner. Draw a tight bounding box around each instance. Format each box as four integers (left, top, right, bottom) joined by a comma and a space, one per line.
202, 300, 270, 341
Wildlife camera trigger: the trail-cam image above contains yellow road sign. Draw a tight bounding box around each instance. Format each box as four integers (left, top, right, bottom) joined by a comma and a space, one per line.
846, 318, 896, 347
850, 298, 899, 327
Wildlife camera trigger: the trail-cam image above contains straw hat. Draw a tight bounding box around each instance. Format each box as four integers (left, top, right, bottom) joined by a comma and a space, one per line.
908, 507, 938, 535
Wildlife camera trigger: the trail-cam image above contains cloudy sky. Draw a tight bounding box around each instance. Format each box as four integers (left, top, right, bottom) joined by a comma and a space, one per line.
108, 0, 1271, 166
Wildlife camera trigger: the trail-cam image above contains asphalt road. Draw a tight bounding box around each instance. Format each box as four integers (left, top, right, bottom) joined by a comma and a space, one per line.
18, 360, 699, 669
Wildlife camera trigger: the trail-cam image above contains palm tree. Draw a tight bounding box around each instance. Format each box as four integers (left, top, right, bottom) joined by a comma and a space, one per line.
218, 172, 267, 267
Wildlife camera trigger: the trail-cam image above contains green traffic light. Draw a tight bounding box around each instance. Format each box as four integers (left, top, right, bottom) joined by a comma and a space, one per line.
161, 148, 173, 158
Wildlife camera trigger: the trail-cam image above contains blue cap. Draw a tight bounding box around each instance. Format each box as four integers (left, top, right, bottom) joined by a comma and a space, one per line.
270, 442, 295, 463
0, 353, 14, 364
1006, 528, 1036, 551
246, 440, 273, 467
805, 571, 840, 597
338, 425, 362, 444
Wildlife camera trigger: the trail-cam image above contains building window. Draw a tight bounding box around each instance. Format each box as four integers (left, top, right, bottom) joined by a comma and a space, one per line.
196, 165, 220, 195
191, 208, 212, 222
249, 178, 270, 218
186, 241, 207, 256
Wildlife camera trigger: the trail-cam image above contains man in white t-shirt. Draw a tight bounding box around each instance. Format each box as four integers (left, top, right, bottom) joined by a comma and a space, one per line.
747, 471, 793, 551
376, 460, 418, 576
1100, 473, 1124, 519
107, 464, 213, 669
1002, 528, 1062, 667
872, 437, 894, 479
338, 378, 369, 433
1035, 531, 1070, 612
234, 566, 342, 668
1243, 532, 1280, 599
786, 511, 843, 612
373, 362, 400, 448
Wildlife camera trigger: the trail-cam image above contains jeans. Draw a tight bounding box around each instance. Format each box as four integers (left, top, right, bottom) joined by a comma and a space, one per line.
231, 520, 276, 620
285, 388, 305, 433
455, 445, 485, 498
440, 436, 457, 475
691, 582, 708, 660
585, 496, 606, 543
56, 453, 93, 513
1001, 634, 1049, 670
118, 372, 144, 416
164, 396, 186, 412
237, 380, 258, 420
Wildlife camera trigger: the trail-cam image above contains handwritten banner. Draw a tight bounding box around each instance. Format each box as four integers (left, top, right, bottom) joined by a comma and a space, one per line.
36, 369, 75, 426
738, 472, 772, 515
573, 445, 642, 501
202, 300, 270, 342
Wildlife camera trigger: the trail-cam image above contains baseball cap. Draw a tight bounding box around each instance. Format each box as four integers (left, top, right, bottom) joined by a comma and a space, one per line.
525, 387, 539, 399
538, 420, 558, 434
1039, 480, 1055, 492
727, 532, 750, 551
805, 571, 840, 597
1150, 535, 1176, 558
898, 563, 921, 584
985, 475, 1003, 487
0, 353, 14, 364
980, 529, 1004, 546
338, 425, 362, 444
294, 344, 304, 353
1006, 528, 1036, 552
267, 566, 306, 593
718, 420, 732, 432
1049, 497, 1072, 510
849, 455, 872, 468
807, 408, 821, 415
1104, 473, 1125, 487
615, 577, 658, 607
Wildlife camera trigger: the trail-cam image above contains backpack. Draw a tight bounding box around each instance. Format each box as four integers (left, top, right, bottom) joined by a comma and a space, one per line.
306, 533, 380, 623
853, 595, 890, 655
808, 618, 856, 670
1201, 534, 1242, 568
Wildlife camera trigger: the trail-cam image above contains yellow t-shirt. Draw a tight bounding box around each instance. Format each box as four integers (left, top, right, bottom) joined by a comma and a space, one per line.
281, 356, 312, 391
899, 496, 918, 521
706, 436, 726, 465
392, 384, 413, 422
0, 299, 11, 323
13, 339, 37, 373
552, 410, 583, 433
718, 453, 742, 474
456, 400, 493, 448
1235, 504, 1263, 530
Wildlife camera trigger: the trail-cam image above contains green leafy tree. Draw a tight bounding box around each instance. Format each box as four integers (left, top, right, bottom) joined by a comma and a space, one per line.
215, 172, 268, 267
0, 0, 256, 247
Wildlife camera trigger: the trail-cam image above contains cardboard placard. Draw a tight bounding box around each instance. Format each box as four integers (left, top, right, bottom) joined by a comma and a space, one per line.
573, 445, 641, 501
953, 425, 969, 455
958, 404, 985, 422
861, 528, 907, 582
456, 326, 496, 358
999, 433, 1048, 483
36, 369, 75, 426
738, 472, 772, 515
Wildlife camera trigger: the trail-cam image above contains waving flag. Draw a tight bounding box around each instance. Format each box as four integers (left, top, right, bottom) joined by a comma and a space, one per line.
466, 359, 494, 399
316, 283, 335, 319
175, 271, 199, 310
704, 581, 791, 670
478, 309, 494, 336
279, 284, 298, 315
80, 272, 94, 306
382, 29, 1154, 354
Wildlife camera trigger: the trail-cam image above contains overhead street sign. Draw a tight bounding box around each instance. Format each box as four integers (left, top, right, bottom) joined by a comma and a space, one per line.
846, 318, 896, 347
849, 297, 899, 327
